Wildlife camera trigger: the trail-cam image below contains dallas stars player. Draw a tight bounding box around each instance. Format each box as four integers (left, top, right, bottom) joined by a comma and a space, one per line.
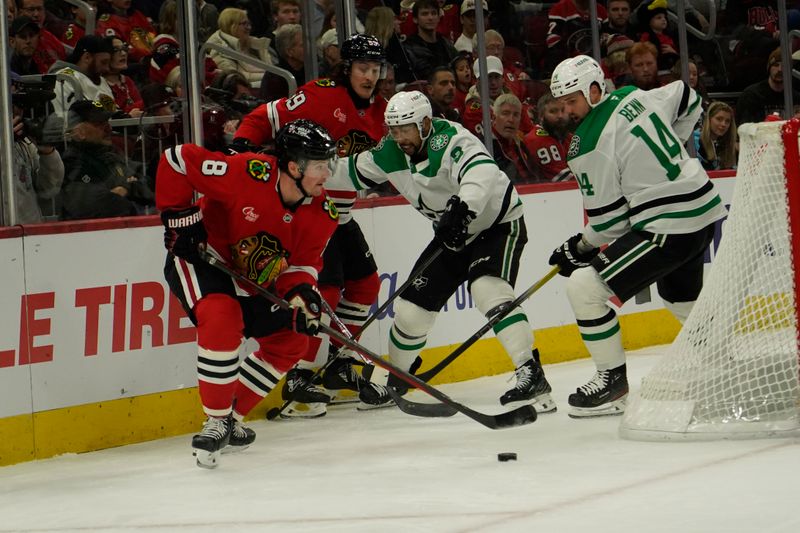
547, 55, 728, 418
330, 91, 556, 412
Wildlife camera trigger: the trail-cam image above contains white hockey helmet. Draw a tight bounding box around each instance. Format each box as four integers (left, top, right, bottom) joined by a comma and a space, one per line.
384, 90, 433, 139
549, 55, 607, 108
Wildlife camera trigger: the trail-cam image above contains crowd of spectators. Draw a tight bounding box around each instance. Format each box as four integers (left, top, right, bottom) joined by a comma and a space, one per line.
5, 0, 800, 224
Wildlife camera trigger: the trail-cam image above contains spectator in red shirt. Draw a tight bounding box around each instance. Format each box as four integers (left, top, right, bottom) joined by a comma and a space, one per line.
16, 0, 67, 72
105, 37, 144, 116
524, 92, 574, 182
491, 93, 535, 184
63, 0, 97, 47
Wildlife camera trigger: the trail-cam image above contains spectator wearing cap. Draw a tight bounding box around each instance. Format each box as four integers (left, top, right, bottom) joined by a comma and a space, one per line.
62, 0, 98, 47
600, 0, 637, 42
60, 100, 154, 220
462, 56, 534, 136
96, 0, 157, 63
9, 16, 43, 76
104, 36, 143, 117
15, 0, 67, 72
736, 48, 800, 125
401, 0, 458, 83
48, 35, 117, 117
207, 7, 275, 89
602, 33, 634, 89
317, 28, 340, 77
637, 0, 678, 74
454, 0, 487, 54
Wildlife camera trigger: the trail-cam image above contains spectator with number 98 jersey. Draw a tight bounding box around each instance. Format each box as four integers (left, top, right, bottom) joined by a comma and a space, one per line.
524, 92, 575, 182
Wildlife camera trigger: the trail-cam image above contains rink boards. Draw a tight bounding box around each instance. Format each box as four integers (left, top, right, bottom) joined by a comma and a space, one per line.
0, 177, 735, 466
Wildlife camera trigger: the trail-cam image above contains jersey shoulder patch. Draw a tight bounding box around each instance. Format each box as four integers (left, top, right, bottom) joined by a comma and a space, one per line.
468, 101, 481, 110
322, 198, 339, 220
314, 78, 337, 88
99, 14, 111, 21
246, 158, 272, 182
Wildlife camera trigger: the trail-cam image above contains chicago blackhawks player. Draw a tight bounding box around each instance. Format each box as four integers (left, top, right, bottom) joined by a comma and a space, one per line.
156, 120, 338, 467
547, 55, 728, 418
328, 90, 556, 412
234, 33, 389, 416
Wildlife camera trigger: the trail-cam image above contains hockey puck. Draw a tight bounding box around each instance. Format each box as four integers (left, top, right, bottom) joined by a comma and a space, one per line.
497, 452, 517, 462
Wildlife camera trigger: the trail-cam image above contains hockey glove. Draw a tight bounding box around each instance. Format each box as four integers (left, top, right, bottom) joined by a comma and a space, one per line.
548, 233, 600, 277
161, 206, 207, 264
224, 138, 256, 156
435, 195, 476, 251
286, 283, 322, 336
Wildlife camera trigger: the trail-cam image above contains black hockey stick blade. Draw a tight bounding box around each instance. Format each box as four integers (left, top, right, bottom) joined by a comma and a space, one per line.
389, 388, 458, 417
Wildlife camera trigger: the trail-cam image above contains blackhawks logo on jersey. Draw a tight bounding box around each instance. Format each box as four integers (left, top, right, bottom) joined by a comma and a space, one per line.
231, 232, 289, 285
567, 135, 581, 157
246, 159, 271, 182
315, 78, 336, 88
337, 129, 376, 156
323, 198, 339, 220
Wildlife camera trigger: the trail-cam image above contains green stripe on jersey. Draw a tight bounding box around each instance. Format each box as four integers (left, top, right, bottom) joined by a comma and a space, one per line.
372, 136, 410, 174
631, 195, 722, 230
570, 86, 637, 159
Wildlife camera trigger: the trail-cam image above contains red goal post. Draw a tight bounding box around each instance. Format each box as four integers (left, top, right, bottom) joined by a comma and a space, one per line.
620, 118, 800, 441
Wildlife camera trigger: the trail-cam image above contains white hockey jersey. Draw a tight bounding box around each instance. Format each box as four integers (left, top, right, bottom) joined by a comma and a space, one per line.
567, 81, 728, 247
330, 118, 523, 242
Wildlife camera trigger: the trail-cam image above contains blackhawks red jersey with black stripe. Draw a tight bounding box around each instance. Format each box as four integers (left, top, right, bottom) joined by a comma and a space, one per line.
523, 125, 574, 182
155, 144, 339, 297
235, 79, 387, 222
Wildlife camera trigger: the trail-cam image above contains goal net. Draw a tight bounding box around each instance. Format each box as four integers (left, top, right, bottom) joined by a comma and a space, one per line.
620, 119, 800, 441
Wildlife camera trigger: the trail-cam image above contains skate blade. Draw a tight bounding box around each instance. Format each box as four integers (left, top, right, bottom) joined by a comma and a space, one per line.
356, 400, 397, 411
193, 448, 221, 469
568, 397, 627, 419
280, 402, 328, 419
221, 444, 250, 455
500, 393, 557, 414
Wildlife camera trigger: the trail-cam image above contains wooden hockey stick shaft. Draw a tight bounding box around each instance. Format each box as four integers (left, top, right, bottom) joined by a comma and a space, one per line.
200, 250, 537, 430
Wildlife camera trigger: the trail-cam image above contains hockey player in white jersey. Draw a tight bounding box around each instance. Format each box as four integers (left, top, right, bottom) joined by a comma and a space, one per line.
330, 90, 555, 412
547, 55, 728, 418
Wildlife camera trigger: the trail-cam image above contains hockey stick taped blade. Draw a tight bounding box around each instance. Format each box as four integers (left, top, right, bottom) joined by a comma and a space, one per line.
389, 388, 458, 417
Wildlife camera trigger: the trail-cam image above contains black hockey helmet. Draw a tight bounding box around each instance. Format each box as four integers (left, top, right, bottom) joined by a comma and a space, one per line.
275, 119, 337, 173
340, 33, 386, 67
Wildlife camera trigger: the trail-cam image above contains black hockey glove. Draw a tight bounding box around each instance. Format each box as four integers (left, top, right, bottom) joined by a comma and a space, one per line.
286, 283, 322, 336
161, 206, 207, 264
548, 233, 600, 277
224, 137, 256, 156
435, 195, 476, 251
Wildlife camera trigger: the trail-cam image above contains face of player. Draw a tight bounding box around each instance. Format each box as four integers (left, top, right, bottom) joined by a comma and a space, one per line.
630, 52, 657, 88
20, 0, 46, 26
429, 71, 455, 107
349, 60, 382, 99
415, 8, 440, 33
275, 3, 301, 27
493, 103, 521, 140
389, 122, 424, 155
298, 159, 332, 196
649, 13, 667, 32
559, 91, 592, 129
709, 110, 731, 139
607, 1, 630, 29
541, 100, 569, 136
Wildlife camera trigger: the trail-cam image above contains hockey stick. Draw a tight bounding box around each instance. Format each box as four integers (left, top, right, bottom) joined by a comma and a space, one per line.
264, 247, 444, 420
201, 250, 537, 430
387, 265, 560, 417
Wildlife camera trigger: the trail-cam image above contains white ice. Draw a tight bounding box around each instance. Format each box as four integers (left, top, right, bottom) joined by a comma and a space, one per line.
1, 346, 798, 533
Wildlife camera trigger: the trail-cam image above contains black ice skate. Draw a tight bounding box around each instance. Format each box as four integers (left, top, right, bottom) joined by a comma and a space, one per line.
192, 415, 232, 469
322, 356, 368, 392
222, 419, 256, 454
356, 382, 405, 410
281, 367, 330, 419
499, 355, 557, 413
568, 364, 628, 418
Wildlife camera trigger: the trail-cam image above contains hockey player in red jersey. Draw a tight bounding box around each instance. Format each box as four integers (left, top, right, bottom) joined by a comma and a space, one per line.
523, 92, 575, 182
234, 33, 387, 416
156, 120, 339, 468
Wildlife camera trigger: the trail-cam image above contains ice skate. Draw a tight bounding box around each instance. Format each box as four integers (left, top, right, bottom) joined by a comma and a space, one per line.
356, 382, 403, 410
280, 367, 330, 419
222, 419, 255, 454
499, 357, 557, 413
568, 364, 628, 418
192, 415, 232, 469
322, 356, 368, 392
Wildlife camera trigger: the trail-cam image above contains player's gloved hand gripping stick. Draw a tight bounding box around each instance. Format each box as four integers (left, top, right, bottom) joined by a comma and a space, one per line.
200, 250, 537, 430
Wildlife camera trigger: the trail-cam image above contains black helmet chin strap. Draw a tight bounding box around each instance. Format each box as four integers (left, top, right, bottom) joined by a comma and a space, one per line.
290, 161, 311, 199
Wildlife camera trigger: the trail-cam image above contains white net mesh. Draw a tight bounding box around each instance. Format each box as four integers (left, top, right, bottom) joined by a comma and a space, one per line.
620, 120, 800, 441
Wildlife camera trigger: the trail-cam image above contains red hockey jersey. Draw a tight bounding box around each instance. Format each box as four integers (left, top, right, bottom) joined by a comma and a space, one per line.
522, 125, 574, 182
156, 144, 339, 297
96, 11, 156, 61
235, 78, 387, 221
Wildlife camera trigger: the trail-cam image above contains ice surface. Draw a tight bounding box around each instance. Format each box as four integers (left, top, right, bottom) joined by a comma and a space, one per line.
1, 347, 798, 533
